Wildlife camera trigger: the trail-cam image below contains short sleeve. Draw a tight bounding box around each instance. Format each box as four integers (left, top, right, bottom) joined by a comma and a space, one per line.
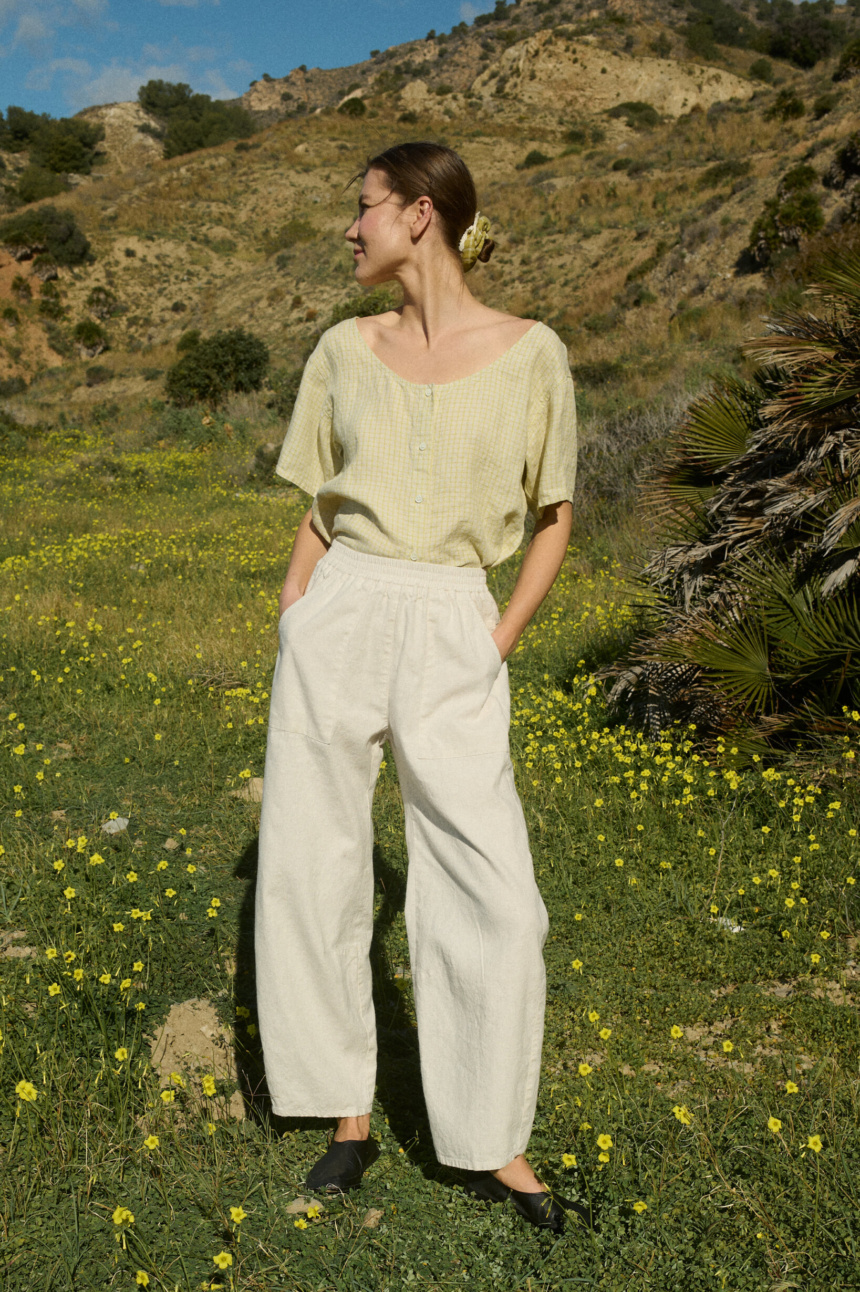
523, 370, 578, 519
274, 339, 337, 497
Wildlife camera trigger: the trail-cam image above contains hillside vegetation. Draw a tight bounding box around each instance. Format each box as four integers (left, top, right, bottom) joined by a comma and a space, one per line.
2, 0, 860, 489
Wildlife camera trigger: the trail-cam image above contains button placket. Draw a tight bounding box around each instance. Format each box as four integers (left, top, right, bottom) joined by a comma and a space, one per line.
411, 383, 432, 560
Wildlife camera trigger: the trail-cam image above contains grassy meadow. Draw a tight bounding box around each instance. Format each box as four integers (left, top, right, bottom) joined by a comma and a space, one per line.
1, 420, 859, 1291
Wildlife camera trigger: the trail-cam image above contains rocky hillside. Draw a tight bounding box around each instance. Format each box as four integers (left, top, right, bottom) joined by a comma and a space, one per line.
2, 0, 860, 430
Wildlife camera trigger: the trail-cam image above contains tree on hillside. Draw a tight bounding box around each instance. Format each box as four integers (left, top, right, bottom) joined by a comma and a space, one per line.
0, 206, 91, 267
0, 107, 104, 173
165, 328, 269, 407
607, 253, 860, 751
137, 80, 257, 159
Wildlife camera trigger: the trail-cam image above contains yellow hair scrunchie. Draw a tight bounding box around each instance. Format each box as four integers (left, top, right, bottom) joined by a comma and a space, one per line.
458, 212, 493, 272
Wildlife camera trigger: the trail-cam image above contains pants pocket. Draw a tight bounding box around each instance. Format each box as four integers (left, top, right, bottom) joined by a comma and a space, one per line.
268, 567, 358, 744
417, 591, 509, 759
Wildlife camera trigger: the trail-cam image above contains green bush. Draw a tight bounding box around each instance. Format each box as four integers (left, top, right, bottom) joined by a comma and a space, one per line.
765, 89, 806, 121
73, 319, 108, 351
766, 4, 839, 69
823, 132, 860, 189
176, 329, 201, 353
685, 0, 757, 50
267, 366, 304, 420
85, 365, 112, 387
519, 149, 552, 169
325, 286, 396, 328
606, 101, 661, 130
338, 98, 366, 117
86, 286, 119, 319
16, 166, 70, 204
11, 275, 31, 303
0, 206, 91, 266
748, 166, 823, 267
813, 91, 839, 118
38, 292, 65, 321
0, 107, 103, 173
698, 159, 751, 188
164, 328, 269, 407
1, 306, 20, 326
833, 37, 860, 82
137, 80, 257, 159
0, 375, 26, 396
749, 57, 774, 82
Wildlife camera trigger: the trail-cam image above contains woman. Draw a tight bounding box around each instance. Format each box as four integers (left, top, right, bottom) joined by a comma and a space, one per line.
256, 142, 578, 1233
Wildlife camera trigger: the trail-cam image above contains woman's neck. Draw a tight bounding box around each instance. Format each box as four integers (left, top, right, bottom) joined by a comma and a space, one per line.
391, 257, 483, 349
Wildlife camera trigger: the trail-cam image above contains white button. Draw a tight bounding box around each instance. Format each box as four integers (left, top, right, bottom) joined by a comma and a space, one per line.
425, 386, 432, 397
418, 442, 427, 451
415, 494, 423, 503
410, 552, 418, 561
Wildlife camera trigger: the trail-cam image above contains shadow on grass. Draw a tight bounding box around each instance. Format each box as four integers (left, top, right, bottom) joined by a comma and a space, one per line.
231, 834, 440, 1182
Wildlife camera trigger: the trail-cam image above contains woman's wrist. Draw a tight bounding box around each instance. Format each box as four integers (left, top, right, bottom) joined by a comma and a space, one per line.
492, 620, 520, 662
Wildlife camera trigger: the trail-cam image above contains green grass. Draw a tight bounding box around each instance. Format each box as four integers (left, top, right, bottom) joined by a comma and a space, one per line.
1, 427, 859, 1290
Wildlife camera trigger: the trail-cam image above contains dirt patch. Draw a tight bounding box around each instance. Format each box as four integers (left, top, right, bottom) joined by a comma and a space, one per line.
149, 996, 244, 1119
471, 30, 754, 121
0, 930, 38, 959
77, 101, 163, 174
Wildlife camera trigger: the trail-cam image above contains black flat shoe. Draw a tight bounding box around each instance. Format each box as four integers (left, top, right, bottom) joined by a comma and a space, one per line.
462, 1172, 590, 1235
304, 1137, 380, 1193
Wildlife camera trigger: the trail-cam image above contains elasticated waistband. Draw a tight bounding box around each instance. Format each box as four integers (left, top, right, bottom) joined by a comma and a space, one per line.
323, 540, 487, 591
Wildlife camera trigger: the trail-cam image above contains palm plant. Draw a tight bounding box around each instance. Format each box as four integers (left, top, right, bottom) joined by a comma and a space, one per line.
608, 251, 860, 750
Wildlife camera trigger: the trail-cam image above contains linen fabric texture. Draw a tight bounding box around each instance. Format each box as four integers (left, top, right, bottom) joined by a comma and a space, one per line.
274, 317, 577, 569
256, 543, 550, 1170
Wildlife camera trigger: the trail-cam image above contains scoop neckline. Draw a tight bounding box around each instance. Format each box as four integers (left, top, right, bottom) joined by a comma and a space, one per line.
351, 315, 542, 388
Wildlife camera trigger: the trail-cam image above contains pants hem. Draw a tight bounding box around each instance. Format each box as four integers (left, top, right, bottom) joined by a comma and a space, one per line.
269, 1103, 374, 1119
434, 1143, 529, 1172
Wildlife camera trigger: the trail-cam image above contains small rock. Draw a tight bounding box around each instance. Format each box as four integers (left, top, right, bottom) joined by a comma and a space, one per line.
50, 809, 67, 820
163, 837, 180, 850
361, 1208, 384, 1229
286, 1196, 325, 1215
101, 817, 129, 834
229, 777, 264, 803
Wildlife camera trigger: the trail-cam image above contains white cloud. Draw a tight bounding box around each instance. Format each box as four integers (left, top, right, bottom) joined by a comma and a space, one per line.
14, 11, 50, 47
58, 55, 241, 109
1, 0, 108, 55
460, 1, 493, 20
25, 55, 91, 92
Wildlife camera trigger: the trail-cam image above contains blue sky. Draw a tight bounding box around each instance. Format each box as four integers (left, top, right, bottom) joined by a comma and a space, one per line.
0, 0, 496, 119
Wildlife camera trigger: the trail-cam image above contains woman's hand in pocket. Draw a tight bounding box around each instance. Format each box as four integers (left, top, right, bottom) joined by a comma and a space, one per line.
491, 621, 518, 663
279, 582, 304, 619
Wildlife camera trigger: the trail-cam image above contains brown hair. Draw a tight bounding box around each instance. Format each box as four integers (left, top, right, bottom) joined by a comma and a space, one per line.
350, 141, 494, 266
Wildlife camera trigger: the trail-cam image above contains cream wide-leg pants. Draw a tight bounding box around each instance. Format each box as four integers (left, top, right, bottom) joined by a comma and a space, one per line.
255, 541, 549, 1171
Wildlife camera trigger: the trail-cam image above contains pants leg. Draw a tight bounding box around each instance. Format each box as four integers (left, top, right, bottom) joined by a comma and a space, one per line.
390, 581, 549, 1171
255, 554, 389, 1117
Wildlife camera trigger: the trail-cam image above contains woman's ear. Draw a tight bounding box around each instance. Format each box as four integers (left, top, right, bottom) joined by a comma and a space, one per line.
410, 195, 434, 242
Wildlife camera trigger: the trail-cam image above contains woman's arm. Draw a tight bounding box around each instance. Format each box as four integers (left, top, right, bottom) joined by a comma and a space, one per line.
278, 507, 330, 615
491, 500, 572, 661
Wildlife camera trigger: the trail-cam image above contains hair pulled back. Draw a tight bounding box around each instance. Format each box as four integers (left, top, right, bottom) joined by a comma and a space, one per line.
359, 141, 494, 269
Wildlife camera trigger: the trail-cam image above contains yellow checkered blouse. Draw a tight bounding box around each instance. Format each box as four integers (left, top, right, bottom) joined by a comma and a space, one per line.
275, 317, 577, 569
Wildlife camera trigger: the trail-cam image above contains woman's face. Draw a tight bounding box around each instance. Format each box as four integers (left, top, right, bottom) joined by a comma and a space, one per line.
344, 167, 414, 285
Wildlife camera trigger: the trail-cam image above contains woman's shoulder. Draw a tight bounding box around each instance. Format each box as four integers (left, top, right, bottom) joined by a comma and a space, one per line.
517, 319, 572, 387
